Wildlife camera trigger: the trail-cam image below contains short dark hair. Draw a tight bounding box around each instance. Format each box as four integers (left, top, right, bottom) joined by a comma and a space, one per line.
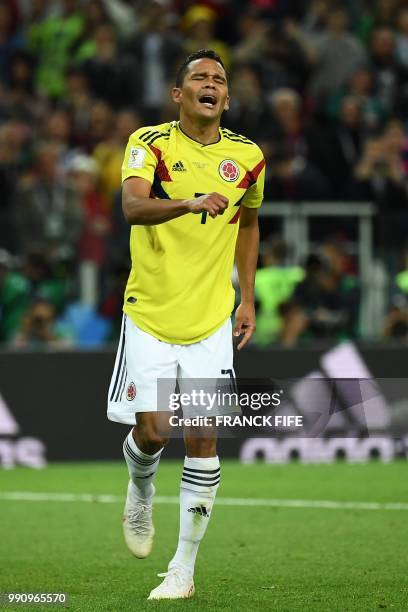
175, 49, 225, 87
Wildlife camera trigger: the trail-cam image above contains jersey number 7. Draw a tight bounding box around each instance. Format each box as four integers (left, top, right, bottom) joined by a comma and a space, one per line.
195, 193, 208, 225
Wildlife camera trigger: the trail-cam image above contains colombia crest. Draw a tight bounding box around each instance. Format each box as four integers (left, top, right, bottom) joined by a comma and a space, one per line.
218, 159, 240, 182
126, 382, 137, 401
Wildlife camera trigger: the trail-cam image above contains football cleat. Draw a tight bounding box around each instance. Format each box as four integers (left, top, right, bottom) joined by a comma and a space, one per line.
148, 566, 195, 600
123, 480, 155, 558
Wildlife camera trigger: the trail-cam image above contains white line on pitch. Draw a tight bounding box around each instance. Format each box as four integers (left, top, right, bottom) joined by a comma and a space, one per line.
0, 491, 408, 511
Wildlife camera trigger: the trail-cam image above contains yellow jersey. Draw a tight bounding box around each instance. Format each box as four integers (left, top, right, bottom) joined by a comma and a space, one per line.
121, 120, 265, 344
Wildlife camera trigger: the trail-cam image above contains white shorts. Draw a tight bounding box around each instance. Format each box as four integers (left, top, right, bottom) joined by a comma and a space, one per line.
107, 315, 235, 425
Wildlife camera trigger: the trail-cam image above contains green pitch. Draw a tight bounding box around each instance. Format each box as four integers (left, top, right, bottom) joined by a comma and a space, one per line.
1, 460, 407, 611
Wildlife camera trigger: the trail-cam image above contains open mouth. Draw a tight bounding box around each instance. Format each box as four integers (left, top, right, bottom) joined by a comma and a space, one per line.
198, 94, 217, 108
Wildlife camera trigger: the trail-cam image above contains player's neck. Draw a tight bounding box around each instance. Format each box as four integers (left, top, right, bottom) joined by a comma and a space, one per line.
179, 116, 220, 146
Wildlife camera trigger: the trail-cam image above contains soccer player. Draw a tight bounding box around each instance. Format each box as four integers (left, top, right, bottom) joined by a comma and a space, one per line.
107, 49, 265, 600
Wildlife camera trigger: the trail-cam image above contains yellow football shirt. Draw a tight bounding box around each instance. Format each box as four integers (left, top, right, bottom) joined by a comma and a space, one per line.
121, 120, 265, 344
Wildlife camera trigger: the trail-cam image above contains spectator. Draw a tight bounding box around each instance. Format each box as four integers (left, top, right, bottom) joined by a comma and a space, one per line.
93, 109, 140, 203
42, 110, 75, 170
44, 109, 71, 145
68, 154, 111, 267
12, 298, 72, 349
223, 65, 269, 141
254, 238, 304, 345
281, 248, 358, 346
22, 0, 51, 28
255, 20, 315, 93
126, 1, 182, 123
2, 50, 41, 121
349, 128, 408, 212
369, 26, 408, 115
27, 0, 84, 98
264, 88, 329, 200
395, 6, 408, 69
232, 11, 270, 64
355, 0, 399, 44
301, 0, 333, 35
0, 249, 29, 342
62, 67, 93, 140
313, 95, 366, 197
327, 67, 386, 130
0, 119, 32, 251
0, 0, 23, 84
81, 23, 138, 108
309, 6, 367, 102
14, 142, 83, 256
183, 4, 231, 68
18, 250, 71, 319
0, 245, 73, 344
383, 246, 408, 339
81, 99, 114, 153
74, 0, 112, 60
99, 0, 139, 40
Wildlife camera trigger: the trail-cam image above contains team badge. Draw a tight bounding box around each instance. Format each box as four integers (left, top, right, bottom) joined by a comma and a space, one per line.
126, 382, 137, 401
218, 159, 240, 182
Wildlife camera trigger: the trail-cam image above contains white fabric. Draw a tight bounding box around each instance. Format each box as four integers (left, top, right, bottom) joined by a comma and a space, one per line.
169, 456, 220, 575
107, 316, 234, 425
123, 432, 161, 500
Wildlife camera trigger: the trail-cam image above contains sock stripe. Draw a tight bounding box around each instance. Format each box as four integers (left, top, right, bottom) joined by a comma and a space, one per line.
182, 476, 220, 487
124, 440, 160, 466
124, 445, 158, 466
182, 472, 220, 483
183, 470, 220, 480
184, 465, 220, 474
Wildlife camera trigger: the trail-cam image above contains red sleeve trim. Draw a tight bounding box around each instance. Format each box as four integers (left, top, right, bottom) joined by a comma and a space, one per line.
149, 144, 172, 182
237, 158, 266, 189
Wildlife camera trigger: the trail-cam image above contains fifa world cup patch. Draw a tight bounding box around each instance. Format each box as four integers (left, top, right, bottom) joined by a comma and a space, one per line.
219, 159, 240, 182
128, 147, 146, 169
126, 382, 137, 401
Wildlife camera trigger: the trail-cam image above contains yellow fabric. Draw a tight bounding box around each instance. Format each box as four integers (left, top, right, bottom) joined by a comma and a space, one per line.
121, 120, 265, 344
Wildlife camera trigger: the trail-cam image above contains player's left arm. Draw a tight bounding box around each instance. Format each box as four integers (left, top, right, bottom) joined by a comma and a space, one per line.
234, 206, 259, 350
233, 151, 265, 350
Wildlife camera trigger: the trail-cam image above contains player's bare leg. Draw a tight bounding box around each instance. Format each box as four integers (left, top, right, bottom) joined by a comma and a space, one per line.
123, 412, 171, 558
148, 424, 219, 600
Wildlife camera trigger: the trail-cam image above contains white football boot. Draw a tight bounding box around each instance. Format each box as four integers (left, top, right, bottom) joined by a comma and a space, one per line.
148, 566, 195, 600
123, 480, 155, 558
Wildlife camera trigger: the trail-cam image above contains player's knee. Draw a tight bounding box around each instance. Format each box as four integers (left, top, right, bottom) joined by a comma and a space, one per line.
147, 431, 170, 449
134, 422, 170, 452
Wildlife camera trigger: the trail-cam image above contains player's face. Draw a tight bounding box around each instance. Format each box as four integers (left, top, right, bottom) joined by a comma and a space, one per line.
172, 58, 229, 122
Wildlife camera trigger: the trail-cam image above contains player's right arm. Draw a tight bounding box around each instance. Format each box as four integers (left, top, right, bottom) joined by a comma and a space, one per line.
122, 127, 228, 225
122, 178, 228, 226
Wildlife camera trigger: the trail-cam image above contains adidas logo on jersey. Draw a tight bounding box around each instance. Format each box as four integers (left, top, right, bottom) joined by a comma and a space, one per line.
187, 505, 210, 517
172, 161, 186, 172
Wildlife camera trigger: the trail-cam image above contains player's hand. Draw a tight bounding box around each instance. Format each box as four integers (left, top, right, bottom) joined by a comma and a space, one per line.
233, 302, 256, 350
187, 192, 229, 218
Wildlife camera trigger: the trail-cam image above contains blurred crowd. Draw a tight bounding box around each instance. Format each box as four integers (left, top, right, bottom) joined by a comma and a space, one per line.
0, 0, 408, 348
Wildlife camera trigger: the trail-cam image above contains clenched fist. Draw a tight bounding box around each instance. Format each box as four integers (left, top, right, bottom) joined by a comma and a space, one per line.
187, 192, 229, 218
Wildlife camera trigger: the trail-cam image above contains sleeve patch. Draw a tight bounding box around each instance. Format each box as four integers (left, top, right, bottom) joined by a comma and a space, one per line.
128, 147, 146, 169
